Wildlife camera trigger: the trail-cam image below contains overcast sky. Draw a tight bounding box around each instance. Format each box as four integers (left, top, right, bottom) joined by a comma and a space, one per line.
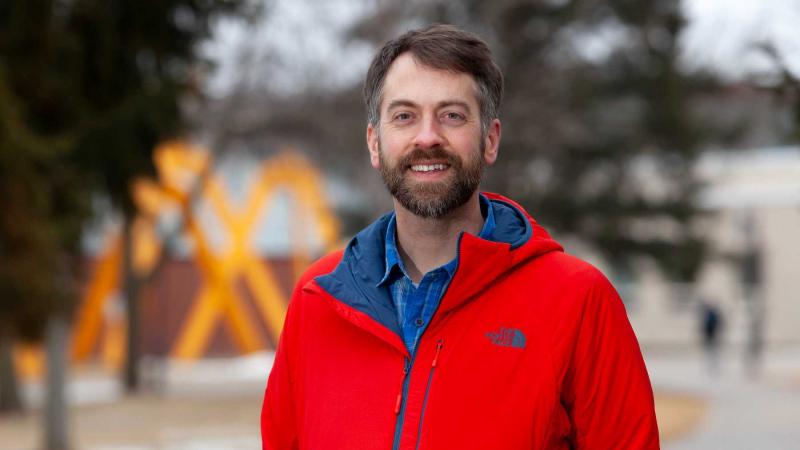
203, 0, 800, 96
202, 0, 371, 97
681, 0, 800, 81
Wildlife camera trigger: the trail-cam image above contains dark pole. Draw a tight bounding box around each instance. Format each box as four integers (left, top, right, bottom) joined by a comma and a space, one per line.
740, 211, 763, 379
123, 216, 141, 392
0, 331, 24, 412
44, 313, 70, 450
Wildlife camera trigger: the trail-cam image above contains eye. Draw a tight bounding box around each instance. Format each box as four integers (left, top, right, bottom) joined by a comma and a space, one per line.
441, 111, 466, 125
392, 112, 414, 122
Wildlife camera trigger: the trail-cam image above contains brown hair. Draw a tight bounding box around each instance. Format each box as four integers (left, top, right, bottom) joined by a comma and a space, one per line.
363, 24, 503, 135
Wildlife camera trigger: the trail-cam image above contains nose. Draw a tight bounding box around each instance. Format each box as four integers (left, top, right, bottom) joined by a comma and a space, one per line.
411, 114, 445, 149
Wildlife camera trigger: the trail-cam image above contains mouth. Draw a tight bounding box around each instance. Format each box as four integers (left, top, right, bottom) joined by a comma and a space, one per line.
408, 163, 450, 173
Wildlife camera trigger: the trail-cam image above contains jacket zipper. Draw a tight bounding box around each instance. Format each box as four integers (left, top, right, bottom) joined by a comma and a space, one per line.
395, 249, 457, 450
392, 355, 414, 450
414, 339, 444, 450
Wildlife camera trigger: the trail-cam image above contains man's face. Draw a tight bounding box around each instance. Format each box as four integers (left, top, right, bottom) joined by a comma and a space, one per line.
367, 53, 500, 219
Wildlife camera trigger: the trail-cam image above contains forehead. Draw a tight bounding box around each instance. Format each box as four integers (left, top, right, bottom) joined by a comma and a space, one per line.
381, 53, 479, 110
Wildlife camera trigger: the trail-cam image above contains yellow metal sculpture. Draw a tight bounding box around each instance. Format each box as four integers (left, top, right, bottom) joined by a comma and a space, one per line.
15, 141, 340, 378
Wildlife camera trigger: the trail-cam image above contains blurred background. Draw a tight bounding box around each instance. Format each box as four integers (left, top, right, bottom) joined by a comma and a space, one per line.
1, 0, 799, 449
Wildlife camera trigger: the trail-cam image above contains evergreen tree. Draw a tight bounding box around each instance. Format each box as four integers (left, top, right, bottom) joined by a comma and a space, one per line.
348, 0, 731, 280
0, 0, 247, 418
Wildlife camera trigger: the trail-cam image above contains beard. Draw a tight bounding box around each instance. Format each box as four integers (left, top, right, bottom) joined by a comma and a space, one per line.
378, 143, 484, 219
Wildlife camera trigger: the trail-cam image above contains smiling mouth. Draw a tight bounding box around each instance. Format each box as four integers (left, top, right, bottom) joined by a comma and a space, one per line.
409, 163, 450, 172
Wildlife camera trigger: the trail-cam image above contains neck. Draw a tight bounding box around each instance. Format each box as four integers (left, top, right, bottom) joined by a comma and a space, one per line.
393, 191, 484, 283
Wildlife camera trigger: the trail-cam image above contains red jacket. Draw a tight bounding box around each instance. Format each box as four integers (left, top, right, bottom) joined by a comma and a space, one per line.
262, 193, 659, 449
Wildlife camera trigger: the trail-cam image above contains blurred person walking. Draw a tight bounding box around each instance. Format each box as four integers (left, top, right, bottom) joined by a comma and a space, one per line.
261, 24, 659, 450
699, 300, 724, 374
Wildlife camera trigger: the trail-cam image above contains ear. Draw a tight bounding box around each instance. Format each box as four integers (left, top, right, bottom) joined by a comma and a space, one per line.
367, 123, 381, 169
483, 119, 501, 166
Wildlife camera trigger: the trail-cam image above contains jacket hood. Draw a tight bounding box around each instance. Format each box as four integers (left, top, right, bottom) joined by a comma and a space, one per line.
314, 192, 563, 341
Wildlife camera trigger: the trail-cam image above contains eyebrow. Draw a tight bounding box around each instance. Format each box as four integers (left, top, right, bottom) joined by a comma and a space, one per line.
386, 99, 417, 112
385, 99, 473, 113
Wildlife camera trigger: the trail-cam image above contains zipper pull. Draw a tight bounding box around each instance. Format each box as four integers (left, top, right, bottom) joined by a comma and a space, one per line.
395, 358, 410, 415
432, 339, 444, 368
394, 392, 402, 414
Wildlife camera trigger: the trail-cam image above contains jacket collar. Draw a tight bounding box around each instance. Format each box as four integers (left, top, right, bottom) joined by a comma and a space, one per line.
314, 192, 563, 347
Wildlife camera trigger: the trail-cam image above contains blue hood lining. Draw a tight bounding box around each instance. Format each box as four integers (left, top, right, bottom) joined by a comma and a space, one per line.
314, 196, 532, 336
486, 199, 532, 250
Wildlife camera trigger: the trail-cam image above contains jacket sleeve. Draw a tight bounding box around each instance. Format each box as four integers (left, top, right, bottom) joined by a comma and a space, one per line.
562, 269, 660, 449
261, 300, 299, 450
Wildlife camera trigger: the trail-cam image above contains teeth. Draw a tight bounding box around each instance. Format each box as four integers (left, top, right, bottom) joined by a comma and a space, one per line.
411, 164, 447, 172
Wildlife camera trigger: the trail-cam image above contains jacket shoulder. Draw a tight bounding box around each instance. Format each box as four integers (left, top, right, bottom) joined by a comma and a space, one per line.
295, 249, 344, 290
296, 249, 344, 289
530, 251, 609, 284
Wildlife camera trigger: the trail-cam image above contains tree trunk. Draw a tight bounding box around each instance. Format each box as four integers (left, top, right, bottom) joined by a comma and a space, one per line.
0, 331, 24, 413
122, 217, 142, 393
44, 314, 70, 450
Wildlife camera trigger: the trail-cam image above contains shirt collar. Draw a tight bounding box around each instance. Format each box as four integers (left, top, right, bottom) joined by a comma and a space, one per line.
379, 213, 405, 286
378, 194, 496, 286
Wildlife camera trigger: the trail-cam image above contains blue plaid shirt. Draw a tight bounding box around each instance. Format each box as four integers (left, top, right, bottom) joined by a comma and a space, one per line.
378, 195, 496, 354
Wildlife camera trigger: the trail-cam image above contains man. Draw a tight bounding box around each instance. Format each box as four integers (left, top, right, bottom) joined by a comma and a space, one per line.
262, 24, 660, 450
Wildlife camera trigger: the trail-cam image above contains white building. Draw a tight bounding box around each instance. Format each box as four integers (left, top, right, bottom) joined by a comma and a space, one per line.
628, 146, 800, 349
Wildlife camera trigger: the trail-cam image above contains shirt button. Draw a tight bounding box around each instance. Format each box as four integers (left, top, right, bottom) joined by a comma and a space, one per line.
415, 318, 424, 327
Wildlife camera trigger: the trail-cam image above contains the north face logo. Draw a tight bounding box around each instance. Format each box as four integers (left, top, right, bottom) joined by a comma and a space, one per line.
485, 327, 526, 349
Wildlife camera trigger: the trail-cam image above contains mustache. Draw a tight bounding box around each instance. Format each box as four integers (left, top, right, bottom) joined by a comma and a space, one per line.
398, 147, 458, 168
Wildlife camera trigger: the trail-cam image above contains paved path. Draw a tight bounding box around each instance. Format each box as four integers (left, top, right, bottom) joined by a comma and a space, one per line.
647, 348, 800, 450
0, 355, 271, 450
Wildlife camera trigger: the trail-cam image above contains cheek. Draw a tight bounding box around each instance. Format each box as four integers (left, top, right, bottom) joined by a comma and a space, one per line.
451, 133, 483, 156
376, 134, 405, 159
